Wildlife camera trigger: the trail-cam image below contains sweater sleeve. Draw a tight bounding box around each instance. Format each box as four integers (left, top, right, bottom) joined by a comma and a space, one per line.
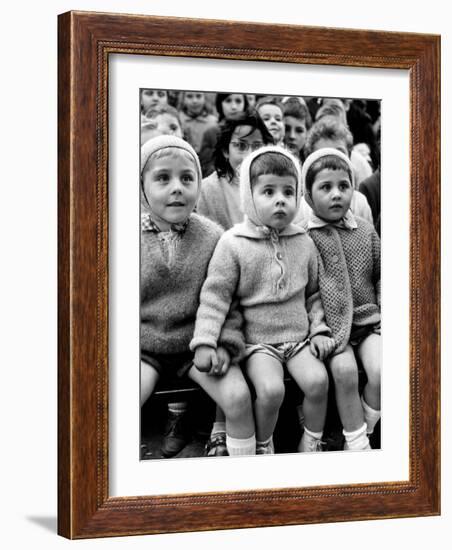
217, 299, 245, 362
305, 248, 332, 338
190, 234, 240, 352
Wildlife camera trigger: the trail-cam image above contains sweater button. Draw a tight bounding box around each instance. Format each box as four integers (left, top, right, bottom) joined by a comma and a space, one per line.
331, 254, 339, 263
276, 252, 282, 260
337, 282, 344, 291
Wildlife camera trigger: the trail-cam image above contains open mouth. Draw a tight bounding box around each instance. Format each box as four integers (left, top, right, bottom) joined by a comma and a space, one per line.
168, 202, 185, 207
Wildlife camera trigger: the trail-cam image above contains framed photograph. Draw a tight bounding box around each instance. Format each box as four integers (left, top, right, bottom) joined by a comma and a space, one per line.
58, 11, 440, 539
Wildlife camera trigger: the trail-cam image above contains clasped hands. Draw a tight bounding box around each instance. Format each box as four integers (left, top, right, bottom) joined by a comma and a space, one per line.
194, 345, 231, 376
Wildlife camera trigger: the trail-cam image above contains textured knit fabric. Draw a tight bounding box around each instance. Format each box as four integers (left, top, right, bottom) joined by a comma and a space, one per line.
191, 146, 329, 351
190, 218, 330, 350
179, 111, 218, 153
140, 134, 202, 180
141, 213, 244, 360
305, 216, 381, 354
197, 171, 243, 230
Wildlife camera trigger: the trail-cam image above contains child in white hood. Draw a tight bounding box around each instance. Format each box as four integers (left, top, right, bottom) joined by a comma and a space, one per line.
191, 146, 334, 454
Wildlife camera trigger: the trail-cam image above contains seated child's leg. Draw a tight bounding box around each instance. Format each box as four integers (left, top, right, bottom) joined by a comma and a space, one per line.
356, 333, 381, 433
245, 353, 285, 448
188, 364, 256, 456
327, 346, 363, 433
141, 360, 160, 407
328, 346, 371, 450
287, 345, 329, 435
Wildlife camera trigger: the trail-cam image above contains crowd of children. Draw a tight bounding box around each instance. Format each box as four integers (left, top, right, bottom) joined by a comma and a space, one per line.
140, 89, 381, 458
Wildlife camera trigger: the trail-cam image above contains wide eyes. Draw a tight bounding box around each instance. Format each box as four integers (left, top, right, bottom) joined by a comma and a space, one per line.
262, 187, 294, 197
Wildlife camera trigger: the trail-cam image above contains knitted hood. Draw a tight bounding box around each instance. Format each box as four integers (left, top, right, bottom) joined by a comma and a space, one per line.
301, 147, 355, 210
239, 145, 302, 227
140, 135, 203, 212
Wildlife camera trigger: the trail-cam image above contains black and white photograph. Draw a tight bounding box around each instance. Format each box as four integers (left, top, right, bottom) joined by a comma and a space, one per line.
139, 89, 382, 460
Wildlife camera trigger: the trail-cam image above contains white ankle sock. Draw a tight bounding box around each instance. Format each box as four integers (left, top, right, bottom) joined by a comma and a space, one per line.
343, 423, 371, 450
298, 427, 323, 452
168, 401, 187, 414
211, 422, 226, 436
256, 435, 274, 454
361, 396, 381, 434
226, 434, 256, 456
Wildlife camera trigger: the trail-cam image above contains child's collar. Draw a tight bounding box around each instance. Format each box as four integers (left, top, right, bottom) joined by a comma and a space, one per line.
307, 210, 358, 230
141, 212, 189, 234
232, 216, 306, 239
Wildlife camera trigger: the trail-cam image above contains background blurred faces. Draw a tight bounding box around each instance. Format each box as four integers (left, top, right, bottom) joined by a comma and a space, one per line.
141, 89, 168, 113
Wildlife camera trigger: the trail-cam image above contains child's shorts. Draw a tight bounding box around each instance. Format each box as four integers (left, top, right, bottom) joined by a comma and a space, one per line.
349, 322, 381, 347
141, 350, 194, 380
244, 340, 309, 364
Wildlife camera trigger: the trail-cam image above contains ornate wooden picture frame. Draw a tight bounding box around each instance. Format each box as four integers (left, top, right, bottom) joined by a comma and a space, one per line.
58, 10, 440, 539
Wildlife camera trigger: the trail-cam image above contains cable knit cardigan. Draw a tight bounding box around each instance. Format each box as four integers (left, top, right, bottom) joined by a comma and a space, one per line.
141, 213, 244, 360
190, 219, 330, 350
305, 217, 381, 354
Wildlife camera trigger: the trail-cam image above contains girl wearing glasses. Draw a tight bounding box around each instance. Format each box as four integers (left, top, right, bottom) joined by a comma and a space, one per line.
197, 111, 273, 231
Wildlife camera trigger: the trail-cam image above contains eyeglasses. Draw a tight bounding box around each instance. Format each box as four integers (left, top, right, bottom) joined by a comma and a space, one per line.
230, 141, 264, 152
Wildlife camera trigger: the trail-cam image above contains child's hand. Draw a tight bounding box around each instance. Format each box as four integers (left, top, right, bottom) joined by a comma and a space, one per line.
310, 335, 335, 361
210, 347, 231, 376
194, 345, 218, 372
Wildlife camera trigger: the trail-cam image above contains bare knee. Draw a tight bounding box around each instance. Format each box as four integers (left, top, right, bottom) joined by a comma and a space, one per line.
364, 360, 381, 390
255, 379, 285, 411
329, 357, 358, 391
222, 379, 252, 419
304, 370, 329, 401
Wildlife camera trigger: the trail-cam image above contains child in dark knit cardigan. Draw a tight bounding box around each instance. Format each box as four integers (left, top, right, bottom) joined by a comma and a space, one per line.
301, 148, 381, 451
140, 135, 256, 457
191, 146, 334, 454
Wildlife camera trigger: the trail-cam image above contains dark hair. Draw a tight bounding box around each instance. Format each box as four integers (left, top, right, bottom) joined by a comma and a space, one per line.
255, 95, 284, 115
282, 99, 312, 129
215, 93, 249, 120
250, 152, 298, 187
304, 115, 354, 157
214, 111, 274, 179
305, 155, 353, 194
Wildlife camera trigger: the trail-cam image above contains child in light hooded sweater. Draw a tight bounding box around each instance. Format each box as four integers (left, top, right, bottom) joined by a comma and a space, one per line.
191, 146, 334, 454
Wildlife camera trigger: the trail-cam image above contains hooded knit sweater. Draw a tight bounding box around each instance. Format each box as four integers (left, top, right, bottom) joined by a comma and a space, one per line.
190, 146, 330, 351
141, 213, 244, 359
300, 148, 381, 354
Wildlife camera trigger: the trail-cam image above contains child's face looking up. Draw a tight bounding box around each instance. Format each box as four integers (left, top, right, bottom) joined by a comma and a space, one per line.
142, 151, 198, 230
226, 126, 264, 173
310, 168, 353, 222
141, 89, 168, 113
252, 174, 297, 231
222, 94, 245, 119
284, 116, 307, 154
258, 104, 285, 143
183, 92, 206, 116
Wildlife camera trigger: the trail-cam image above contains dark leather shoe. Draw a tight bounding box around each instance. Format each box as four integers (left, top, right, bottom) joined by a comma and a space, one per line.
161, 411, 191, 457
